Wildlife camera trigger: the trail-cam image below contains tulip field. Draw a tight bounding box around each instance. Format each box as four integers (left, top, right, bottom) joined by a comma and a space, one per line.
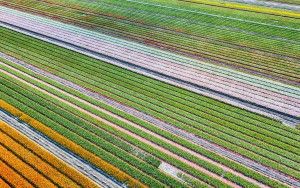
0, 0, 299, 187
0, 114, 100, 188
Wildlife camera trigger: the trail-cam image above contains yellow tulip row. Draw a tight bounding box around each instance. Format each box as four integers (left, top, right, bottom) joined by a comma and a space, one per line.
183, 0, 300, 18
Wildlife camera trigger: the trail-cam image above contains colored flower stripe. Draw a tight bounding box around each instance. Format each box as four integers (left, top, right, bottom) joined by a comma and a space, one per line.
0, 160, 33, 188
0, 99, 147, 188
0, 121, 99, 188
0, 177, 11, 188
0, 144, 56, 188
179, 0, 300, 18
0, 122, 83, 188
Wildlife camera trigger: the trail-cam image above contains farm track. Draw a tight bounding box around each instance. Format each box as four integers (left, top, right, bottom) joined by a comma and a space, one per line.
0, 111, 122, 188
0, 66, 240, 187
0, 54, 298, 187
0, 7, 298, 125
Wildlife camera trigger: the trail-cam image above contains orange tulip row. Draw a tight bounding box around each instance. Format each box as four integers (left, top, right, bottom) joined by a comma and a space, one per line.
0, 143, 56, 187
0, 99, 146, 188
0, 123, 86, 187
0, 159, 33, 188
0, 177, 11, 188
0, 121, 98, 188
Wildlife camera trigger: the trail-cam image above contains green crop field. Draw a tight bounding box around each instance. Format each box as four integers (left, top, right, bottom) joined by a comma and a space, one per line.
0, 0, 299, 187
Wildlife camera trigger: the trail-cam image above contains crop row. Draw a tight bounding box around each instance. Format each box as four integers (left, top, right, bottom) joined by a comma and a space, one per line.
6, 2, 299, 83
8, 22, 296, 142
25, 0, 300, 76
0, 127, 72, 187
0, 140, 56, 187
0, 81, 188, 187
1, 41, 298, 140
0, 177, 10, 188
0, 50, 294, 187
1, 62, 248, 187
1, 27, 299, 178
1, 59, 268, 188
1, 72, 229, 187
0, 159, 33, 188
176, 0, 300, 17
9, 23, 298, 136
1, 3, 298, 86
1, 34, 294, 162
3, 0, 300, 85
1, 10, 300, 115
0, 100, 146, 188
0, 57, 288, 188
0, 107, 132, 188
2, 10, 300, 122
1, 85, 164, 186
0, 118, 98, 188
68, 0, 300, 24
42, 0, 300, 42
2, 4, 298, 86
50, 0, 299, 41
264, 0, 300, 5
3, 30, 300, 178
5, 9, 299, 99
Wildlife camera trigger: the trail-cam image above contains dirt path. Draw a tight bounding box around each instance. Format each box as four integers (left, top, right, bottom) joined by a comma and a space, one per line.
0, 63, 244, 187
